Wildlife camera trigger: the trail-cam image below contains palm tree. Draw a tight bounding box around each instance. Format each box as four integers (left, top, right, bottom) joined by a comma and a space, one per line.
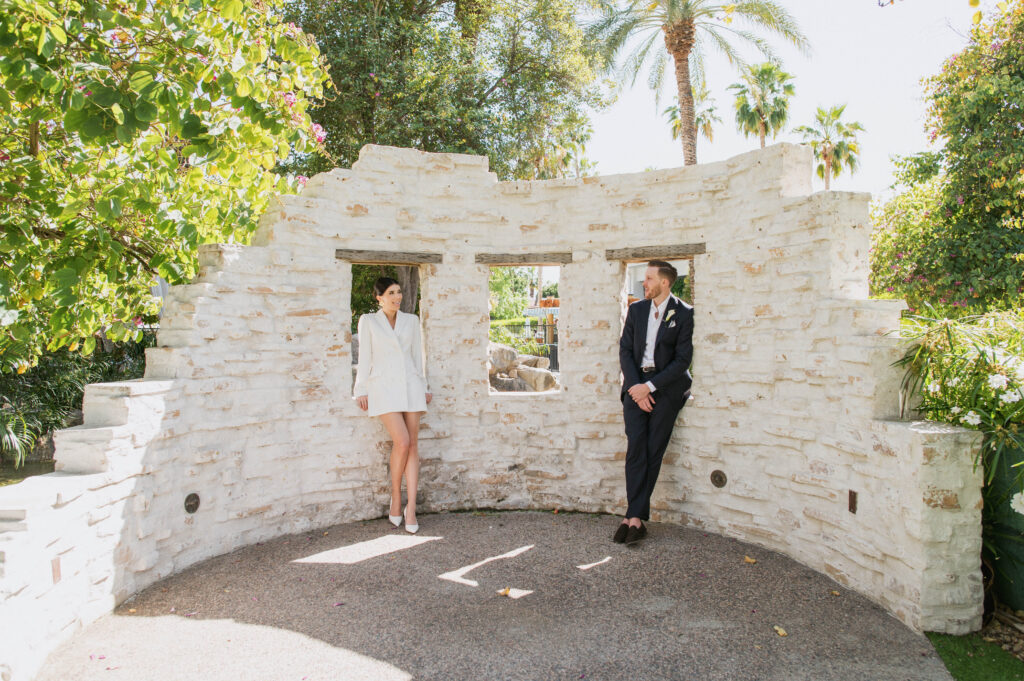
793, 104, 864, 190
592, 0, 809, 165
729, 62, 794, 149
663, 83, 721, 147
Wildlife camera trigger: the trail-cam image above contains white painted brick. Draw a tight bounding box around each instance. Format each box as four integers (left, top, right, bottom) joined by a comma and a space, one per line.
0, 143, 986, 681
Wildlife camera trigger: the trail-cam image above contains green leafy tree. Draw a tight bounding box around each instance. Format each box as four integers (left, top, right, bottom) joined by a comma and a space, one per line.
591, 0, 808, 165
489, 266, 532, 320
285, 0, 605, 181
0, 0, 331, 372
285, 0, 603, 310
870, 2, 1024, 313
663, 82, 720, 148
728, 61, 794, 149
793, 104, 863, 190
0, 335, 151, 467
524, 114, 599, 180
870, 155, 945, 312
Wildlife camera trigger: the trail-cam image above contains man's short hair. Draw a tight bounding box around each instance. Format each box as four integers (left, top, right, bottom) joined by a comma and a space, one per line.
647, 260, 678, 286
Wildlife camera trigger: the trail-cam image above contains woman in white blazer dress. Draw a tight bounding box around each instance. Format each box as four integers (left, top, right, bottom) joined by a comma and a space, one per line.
354, 277, 432, 533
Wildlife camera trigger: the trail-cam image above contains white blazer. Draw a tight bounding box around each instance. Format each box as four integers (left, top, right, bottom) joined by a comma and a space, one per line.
353, 310, 429, 416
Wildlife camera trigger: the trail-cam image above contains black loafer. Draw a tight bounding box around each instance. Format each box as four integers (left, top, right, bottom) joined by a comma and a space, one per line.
613, 523, 630, 543
625, 523, 647, 545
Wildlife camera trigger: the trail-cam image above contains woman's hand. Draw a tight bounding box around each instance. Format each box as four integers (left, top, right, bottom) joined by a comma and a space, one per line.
356, 396, 368, 411
425, 392, 432, 404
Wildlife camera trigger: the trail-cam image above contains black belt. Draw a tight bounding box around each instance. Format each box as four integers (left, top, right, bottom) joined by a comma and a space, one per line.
641, 367, 657, 374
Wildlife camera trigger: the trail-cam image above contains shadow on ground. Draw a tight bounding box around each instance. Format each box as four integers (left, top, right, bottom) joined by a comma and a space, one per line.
36, 511, 949, 681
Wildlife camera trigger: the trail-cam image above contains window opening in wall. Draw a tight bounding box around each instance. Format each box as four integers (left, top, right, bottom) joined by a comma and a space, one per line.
624, 259, 692, 305
350, 263, 423, 383
488, 265, 560, 393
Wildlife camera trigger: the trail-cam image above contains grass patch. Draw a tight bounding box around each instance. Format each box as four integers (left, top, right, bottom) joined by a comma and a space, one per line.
927, 632, 1024, 681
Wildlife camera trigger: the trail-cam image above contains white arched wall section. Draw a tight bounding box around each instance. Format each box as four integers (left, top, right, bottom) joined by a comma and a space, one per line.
0, 144, 982, 681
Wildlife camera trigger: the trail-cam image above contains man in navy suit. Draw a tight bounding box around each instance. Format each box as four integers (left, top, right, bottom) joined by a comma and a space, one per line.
614, 260, 694, 544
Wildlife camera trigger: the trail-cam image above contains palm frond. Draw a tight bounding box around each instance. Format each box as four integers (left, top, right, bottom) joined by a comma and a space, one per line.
732, 0, 810, 54
702, 25, 748, 69
620, 31, 663, 88
713, 25, 778, 64
648, 46, 670, 98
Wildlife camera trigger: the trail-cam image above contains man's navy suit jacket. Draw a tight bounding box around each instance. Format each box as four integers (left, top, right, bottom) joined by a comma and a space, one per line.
619, 295, 694, 404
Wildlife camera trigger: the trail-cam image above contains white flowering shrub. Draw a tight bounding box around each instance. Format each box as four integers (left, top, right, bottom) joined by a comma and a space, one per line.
897, 310, 1024, 568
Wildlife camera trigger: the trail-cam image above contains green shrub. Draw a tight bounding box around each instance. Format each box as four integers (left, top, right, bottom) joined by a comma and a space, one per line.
0, 333, 153, 467
489, 324, 548, 358
870, 4, 1024, 314
897, 310, 1024, 563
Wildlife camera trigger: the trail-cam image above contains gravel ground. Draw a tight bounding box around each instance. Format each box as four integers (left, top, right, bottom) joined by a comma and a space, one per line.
36, 511, 951, 681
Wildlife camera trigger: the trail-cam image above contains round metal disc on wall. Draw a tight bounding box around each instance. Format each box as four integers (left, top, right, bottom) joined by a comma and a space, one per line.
184, 493, 200, 514
710, 470, 727, 488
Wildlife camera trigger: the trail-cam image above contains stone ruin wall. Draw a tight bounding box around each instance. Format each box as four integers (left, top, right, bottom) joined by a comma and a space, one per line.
0, 143, 984, 681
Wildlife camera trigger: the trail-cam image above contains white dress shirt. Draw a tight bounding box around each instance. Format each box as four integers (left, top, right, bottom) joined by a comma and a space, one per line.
641, 296, 670, 392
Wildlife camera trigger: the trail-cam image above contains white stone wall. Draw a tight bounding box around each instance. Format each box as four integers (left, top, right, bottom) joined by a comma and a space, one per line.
0, 144, 983, 681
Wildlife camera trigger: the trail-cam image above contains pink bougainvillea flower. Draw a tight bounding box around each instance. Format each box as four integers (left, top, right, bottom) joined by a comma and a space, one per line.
297, 175, 308, 186
311, 123, 326, 143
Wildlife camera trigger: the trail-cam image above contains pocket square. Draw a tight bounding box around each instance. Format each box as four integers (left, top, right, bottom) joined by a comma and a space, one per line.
668, 321, 677, 328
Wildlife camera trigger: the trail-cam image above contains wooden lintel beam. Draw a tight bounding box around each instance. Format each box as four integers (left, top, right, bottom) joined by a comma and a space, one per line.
335, 249, 443, 265
475, 252, 573, 265
604, 243, 706, 261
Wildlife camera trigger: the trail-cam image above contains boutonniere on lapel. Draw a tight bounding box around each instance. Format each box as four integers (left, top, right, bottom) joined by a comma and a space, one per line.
664, 308, 677, 328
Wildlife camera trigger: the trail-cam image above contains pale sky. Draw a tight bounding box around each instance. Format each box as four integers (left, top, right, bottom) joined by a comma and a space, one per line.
587, 0, 982, 201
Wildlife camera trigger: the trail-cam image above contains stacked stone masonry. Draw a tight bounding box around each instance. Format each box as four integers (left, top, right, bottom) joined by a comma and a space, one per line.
0, 143, 983, 681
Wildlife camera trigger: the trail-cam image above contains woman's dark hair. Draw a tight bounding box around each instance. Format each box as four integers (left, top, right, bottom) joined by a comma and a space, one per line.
373, 277, 400, 298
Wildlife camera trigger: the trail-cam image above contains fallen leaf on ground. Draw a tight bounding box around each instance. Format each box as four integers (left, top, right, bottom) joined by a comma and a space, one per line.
831, 590, 841, 597
497, 587, 511, 597
773, 625, 788, 637
128, 608, 136, 613
744, 556, 757, 564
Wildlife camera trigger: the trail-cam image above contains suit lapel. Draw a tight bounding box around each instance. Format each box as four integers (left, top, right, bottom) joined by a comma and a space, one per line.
654, 296, 678, 347
377, 310, 402, 348
635, 299, 652, 361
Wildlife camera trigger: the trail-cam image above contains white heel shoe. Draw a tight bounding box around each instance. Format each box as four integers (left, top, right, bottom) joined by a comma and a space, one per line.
403, 507, 418, 534
388, 502, 402, 528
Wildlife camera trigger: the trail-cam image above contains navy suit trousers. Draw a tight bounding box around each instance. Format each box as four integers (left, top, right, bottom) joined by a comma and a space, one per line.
622, 391, 686, 521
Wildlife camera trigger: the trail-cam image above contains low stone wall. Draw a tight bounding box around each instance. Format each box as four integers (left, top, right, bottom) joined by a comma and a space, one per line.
0, 144, 983, 681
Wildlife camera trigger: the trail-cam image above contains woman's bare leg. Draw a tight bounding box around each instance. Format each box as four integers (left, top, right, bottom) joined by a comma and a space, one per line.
379, 413, 411, 518
402, 411, 422, 525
